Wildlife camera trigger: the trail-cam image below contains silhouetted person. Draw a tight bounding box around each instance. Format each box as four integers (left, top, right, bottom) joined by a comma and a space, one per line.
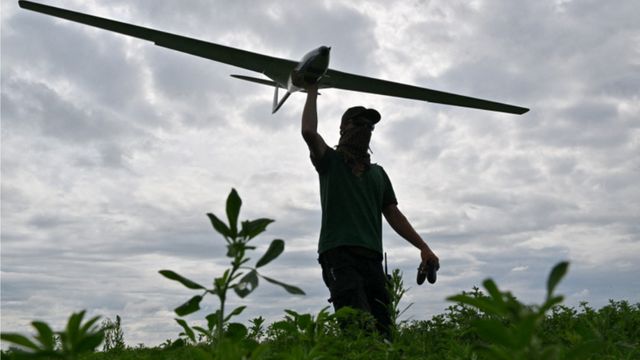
301, 84, 439, 339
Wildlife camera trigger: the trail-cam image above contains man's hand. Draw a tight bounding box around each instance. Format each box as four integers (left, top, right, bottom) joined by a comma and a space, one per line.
418, 247, 439, 285
420, 247, 439, 268
304, 82, 319, 94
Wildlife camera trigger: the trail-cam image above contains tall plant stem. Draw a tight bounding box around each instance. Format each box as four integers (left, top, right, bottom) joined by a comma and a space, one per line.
216, 247, 243, 347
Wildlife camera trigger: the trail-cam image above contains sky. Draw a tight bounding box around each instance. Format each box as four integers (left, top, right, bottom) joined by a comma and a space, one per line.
2, 0, 639, 348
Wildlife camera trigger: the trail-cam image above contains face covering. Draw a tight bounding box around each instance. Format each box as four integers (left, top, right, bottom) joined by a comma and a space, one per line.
336, 124, 373, 173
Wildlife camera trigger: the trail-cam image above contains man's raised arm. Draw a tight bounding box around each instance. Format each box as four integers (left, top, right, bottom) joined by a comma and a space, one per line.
301, 84, 328, 160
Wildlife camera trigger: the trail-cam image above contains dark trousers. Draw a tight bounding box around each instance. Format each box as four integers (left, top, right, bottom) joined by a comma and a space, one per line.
319, 246, 391, 339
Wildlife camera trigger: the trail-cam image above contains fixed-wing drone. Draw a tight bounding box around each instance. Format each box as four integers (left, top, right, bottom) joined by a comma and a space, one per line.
19, 1, 529, 115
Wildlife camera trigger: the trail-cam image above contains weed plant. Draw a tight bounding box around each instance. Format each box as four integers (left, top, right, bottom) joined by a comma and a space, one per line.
3, 266, 639, 359
2, 190, 638, 359
158, 189, 305, 349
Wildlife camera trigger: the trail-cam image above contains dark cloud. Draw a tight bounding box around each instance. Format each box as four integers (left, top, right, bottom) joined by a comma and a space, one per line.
1, 74, 127, 143
3, 13, 146, 108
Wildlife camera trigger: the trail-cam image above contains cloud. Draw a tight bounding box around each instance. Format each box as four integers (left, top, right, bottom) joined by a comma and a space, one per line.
2, 0, 639, 348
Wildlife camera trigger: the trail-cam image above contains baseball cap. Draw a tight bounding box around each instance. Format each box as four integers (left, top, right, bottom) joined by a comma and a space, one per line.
341, 106, 381, 127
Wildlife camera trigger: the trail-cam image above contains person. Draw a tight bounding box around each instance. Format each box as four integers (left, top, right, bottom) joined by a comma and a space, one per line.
300, 83, 439, 339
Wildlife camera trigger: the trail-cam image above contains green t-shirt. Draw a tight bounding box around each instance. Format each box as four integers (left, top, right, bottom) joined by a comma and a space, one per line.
312, 147, 397, 256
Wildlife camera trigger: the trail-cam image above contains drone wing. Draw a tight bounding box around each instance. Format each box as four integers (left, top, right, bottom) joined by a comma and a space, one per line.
322, 69, 529, 115
19, 0, 529, 115
18, 0, 295, 85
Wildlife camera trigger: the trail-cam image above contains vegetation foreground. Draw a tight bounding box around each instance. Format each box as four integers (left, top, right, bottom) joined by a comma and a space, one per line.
2, 288, 639, 359
2, 190, 638, 359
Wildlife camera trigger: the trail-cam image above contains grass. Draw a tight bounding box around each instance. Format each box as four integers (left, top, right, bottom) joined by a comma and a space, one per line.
3, 291, 638, 359
2, 190, 638, 359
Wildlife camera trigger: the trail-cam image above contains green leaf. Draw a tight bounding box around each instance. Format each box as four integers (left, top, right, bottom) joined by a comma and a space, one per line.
540, 295, 565, 314
256, 239, 284, 268
234, 270, 259, 298
0, 333, 40, 351
221, 269, 231, 283
75, 332, 105, 353
175, 319, 196, 342
513, 315, 538, 349
224, 306, 247, 323
447, 294, 504, 316
473, 319, 514, 348
66, 310, 86, 346
297, 314, 313, 330
238, 258, 251, 267
270, 321, 297, 334
192, 326, 210, 336
159, 270, 207, 290
226, 189, 242, 237
483, 346, 513, 360
169, 338, 186, 349
80, 316, 102, 334
174, 295, 203, 316
214, 277, 226, 295
226, 242, 242, 258
284, 309, 300, 318
225, 323, 248, 341
31, 321, 55, 350
260, 275, 305, 295
482, 279, 506, 308
207, 213, 232, 238
239, 218, 274, 240
547, 261, 569, 299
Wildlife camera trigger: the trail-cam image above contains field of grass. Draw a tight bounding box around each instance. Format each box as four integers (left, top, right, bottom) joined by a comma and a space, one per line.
2, 294, 638, 359
3, 191, 638, 359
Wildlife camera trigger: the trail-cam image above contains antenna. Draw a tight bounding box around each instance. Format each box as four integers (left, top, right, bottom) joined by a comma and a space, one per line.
384, 252, 389, 279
